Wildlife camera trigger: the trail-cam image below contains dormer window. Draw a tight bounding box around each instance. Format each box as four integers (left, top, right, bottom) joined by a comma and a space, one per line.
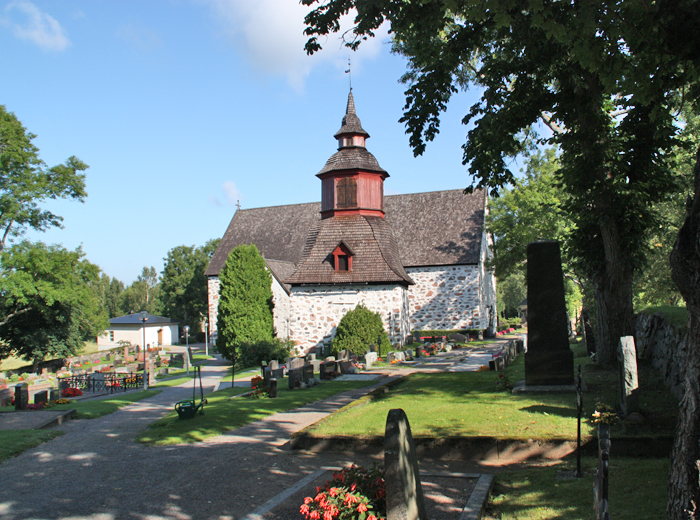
332, 242, 354, 272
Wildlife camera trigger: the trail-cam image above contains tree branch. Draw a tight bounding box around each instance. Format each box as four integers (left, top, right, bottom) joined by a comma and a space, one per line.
539, 112, 564, 134
0, 306, 31, 327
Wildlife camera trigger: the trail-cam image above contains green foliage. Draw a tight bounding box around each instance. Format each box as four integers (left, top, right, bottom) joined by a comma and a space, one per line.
160, 239, 219, 330
120, 267, 162, 316
332, 303, 389, 357
235, 338, 294, 369
497, 272, 526, 319
0, 105, 88, 250
216, 244, 274, 361
637, 305, 688, 333
0, 241, 109, 366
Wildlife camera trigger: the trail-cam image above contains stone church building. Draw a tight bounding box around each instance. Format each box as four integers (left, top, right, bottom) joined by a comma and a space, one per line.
205, 92, 496, 352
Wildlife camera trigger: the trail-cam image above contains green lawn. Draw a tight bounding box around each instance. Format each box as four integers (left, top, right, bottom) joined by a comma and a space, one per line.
301, 341, 677, 441
488, 457, 669, 519
0, 430, 64, 462
137, 378, 379, 446
49, 389, 161, 419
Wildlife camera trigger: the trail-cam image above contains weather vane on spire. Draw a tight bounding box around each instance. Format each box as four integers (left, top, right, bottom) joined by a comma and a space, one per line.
345, 56, 352, 91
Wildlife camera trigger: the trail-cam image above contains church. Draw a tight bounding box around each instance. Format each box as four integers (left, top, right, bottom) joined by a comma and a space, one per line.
205, 92, 496, 352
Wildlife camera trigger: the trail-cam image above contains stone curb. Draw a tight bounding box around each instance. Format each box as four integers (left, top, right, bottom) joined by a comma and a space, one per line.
37, 409, 76, 429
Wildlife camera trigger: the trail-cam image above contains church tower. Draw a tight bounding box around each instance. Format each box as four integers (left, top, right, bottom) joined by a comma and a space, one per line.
318, 91, 388, 219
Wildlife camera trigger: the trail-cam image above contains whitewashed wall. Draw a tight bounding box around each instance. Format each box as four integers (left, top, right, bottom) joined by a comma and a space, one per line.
97, 324, 178, 350
289, 284, 409, 352
207, 275, 291, 341
406, 265, 484, 330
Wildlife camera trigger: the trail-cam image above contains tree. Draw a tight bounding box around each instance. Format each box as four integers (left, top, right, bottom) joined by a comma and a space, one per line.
0, 241, 108, 371
303, 0, 683, 368
120, 266, 162, 316
92, 273, 125, 318
303, 1, 700, 516
216, 244, 273, 362
0, 105, 88, 250
160, 239, 219, 332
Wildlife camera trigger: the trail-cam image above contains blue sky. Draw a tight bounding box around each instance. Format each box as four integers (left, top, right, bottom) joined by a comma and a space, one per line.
1, 0, 487, 284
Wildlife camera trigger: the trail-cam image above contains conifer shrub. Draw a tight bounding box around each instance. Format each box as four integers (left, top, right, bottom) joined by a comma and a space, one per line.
216, 244, 274, 362
331, 303, 390, 357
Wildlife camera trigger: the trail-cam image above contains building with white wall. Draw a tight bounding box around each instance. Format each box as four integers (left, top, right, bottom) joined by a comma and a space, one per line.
205, 92, 496, 352
97, 314, 179, 350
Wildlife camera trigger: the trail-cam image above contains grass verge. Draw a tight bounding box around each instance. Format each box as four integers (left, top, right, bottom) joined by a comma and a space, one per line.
302, 341, 677, 441
486, 457, 668, 519
0, 430, 64, 462
49, 390, 162, 419
138, 378, 378, 446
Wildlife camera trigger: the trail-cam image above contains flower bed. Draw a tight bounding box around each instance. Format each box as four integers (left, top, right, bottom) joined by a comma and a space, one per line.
61, 388, 82, 398
301, 465, 386, 520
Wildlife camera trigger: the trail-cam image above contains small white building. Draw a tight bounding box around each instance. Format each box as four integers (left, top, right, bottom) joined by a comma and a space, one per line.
97, 314, 179, 350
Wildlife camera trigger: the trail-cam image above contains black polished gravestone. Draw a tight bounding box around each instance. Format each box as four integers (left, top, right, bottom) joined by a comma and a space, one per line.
525, 241, 574, 386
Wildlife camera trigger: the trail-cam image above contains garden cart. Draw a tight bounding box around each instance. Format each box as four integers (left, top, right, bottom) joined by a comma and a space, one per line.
175, 364, 207, 419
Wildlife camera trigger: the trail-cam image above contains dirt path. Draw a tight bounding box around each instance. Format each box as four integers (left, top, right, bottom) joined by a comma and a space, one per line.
0, 341, 512, 520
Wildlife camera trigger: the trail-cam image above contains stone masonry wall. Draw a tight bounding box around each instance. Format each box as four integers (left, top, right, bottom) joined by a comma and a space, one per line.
635, 311, 688, 400
207, 275, 290, 342
289, 284, 409, 351
406, 265, 485, 331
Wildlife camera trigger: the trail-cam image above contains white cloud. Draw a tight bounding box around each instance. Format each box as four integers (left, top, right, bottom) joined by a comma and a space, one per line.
222, 181, 242, 206
1, 1, 70, 51
202, 0, 389, 92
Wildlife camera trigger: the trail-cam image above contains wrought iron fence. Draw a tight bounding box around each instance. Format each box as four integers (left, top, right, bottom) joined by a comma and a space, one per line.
57, 373, 144, 394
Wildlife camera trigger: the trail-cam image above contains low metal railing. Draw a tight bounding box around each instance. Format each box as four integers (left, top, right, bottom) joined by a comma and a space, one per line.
57, 373, 144, 394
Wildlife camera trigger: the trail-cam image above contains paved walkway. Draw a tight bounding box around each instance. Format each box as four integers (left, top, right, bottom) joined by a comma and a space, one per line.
0, 339, 513, 520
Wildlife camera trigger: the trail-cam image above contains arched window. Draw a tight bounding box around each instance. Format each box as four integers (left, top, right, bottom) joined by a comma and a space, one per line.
336, 177, 357, 209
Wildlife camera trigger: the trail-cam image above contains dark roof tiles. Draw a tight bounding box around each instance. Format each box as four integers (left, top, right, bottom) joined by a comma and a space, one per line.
317, 147, 386, 176
205, 189, 486, 278
285, 215, 413, 285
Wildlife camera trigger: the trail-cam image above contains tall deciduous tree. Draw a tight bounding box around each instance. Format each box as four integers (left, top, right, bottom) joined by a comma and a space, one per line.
216, 244, 273, 362
0, 105, 88, 250
160, 239, 219, 332
0, 242, 108, 370
303, 0, 683, 367
303, 1, 700, 516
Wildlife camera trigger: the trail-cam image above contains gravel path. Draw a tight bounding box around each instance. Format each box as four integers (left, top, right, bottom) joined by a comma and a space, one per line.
0, 342, 510, 520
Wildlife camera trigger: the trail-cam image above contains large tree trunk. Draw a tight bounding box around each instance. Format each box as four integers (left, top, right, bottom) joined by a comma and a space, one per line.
591, 212, 636, 366
669, 147, 700, 519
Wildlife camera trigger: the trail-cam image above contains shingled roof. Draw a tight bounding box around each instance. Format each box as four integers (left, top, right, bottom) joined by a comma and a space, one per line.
317, 147, 386, 176
265, 259, 296, 294
334, 91, 369, 138
285, 215, 414, 285
205, 189, 486, 277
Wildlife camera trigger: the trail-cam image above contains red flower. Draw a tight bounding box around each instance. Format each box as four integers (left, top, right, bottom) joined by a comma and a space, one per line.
368, 516, 378, 520
323, 511, 333, 520
300, 504, 310, 516
357, 502, 368, 513
344, 493, 358, 505
310, 511, 320, 520
304, 497, 313, 504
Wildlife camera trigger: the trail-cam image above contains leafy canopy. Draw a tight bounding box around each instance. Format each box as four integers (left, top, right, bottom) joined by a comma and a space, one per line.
0, 241, 108, 365
0, 105, 88, 250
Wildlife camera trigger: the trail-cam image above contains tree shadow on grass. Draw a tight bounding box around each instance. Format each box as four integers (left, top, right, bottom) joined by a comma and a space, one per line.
519, 404, 576, 419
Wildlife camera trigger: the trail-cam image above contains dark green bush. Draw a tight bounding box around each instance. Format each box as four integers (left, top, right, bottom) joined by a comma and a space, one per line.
332, 303, 390, 357
235, 338, 294, 369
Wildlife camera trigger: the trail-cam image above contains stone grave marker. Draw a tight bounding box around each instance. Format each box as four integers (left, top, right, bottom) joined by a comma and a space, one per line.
337, 350, 349, 361
49, 389, 59, 401
320, 360, 337, 380
338, 360, 354, 374
525, 240, 574, 386
15, 384, 28, 411
412, 331, 422, 342
365, 351, 378, 368
34, 390, 48, 405
385, 408, 427, 520
288, 367, 303, 389
449, 332, 466, 343
302, 363, 314, 383
618, 336, 640, 417
289, 357, 304, 370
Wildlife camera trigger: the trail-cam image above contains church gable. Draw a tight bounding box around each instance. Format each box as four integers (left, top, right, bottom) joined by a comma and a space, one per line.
285, 215, 413, 285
